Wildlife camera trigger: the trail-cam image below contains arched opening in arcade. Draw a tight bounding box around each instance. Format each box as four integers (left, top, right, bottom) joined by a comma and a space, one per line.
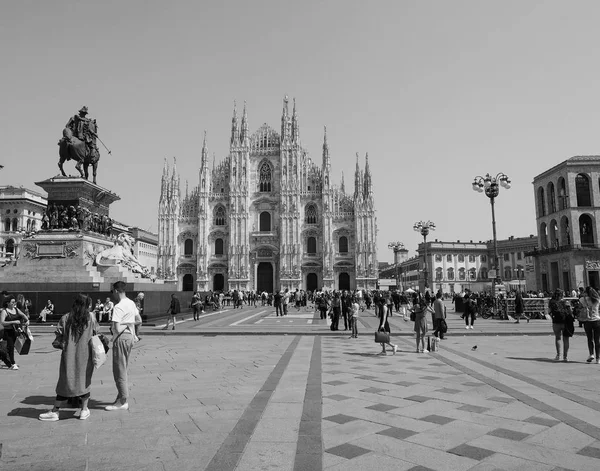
182, 274, 194, 291
339, 272, 350, 291
306, 272, 318, 292
5, 239, 15, 256
257, 262, 273, 293
213, 273, 225, 292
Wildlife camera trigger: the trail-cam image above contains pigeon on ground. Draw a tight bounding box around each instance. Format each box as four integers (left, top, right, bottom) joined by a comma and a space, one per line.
471, 346, 478, 351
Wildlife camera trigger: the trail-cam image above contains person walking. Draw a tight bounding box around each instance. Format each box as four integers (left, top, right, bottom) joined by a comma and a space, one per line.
580, 286, 600, 363
549, 289, 570, 362
134, 292, 144, 340
432, 292, 446, 339
39, 294, 97, 421
513, 291, 529, 323
412, 296, 432, 352
105, 281, 139, 411
331, 291, 342, 331
349, 296, 359, 338
164, 293, 180, 330
377, 301, 398, 355
0, 295, 29, 370
463, 293, 477, 329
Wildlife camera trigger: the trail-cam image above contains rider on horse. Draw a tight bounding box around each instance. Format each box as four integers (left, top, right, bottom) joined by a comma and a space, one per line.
58, 106, 101, 183
64, 106, 98, 156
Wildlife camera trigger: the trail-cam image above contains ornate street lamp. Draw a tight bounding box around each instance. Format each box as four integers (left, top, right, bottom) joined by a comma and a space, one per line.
472, 172, 511, 304
413, 221, 435, 289
388, 241, 404, 290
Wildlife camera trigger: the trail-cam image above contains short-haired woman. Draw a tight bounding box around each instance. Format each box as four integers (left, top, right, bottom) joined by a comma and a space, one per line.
39, 294, 98, 421
580, 287, 600, 363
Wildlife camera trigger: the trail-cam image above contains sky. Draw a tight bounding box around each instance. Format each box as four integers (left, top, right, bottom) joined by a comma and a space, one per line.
2, 0, 600, 262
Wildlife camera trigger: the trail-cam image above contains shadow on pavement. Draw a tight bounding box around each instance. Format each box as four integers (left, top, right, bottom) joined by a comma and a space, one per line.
506, 356, 569, 363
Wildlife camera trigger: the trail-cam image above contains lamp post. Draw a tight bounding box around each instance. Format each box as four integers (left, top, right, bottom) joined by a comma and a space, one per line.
413, 221, 435, 290
388, 241, 405, 290
472, 173, 511, 306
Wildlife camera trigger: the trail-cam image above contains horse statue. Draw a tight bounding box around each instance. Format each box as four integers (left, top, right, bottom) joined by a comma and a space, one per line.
58, 107, 100, 184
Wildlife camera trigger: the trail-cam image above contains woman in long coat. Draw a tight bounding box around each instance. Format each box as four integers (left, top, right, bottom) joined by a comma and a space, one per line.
39, 294, 98, 421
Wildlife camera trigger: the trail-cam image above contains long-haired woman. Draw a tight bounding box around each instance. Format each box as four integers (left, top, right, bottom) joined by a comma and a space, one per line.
549, 289, 570, 362
412, 294, 433, 353
39, 294, 98, 421
377, 299, 398, 355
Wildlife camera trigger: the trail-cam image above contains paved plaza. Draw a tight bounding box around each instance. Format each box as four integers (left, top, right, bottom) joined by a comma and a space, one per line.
3, 304, 600, 471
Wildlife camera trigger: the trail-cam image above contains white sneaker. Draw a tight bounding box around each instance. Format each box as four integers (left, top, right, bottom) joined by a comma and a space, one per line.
587, 355, 594, 363
105, 402, 129, 411
469, 326, 474, 329
39, 410, 59, 421
79, 409, 90, 420
9, 364, 19, 370
596, 359, 600, 364
422, 349, 429, 353
393, 345, 397, 355
465, 326, 469, 330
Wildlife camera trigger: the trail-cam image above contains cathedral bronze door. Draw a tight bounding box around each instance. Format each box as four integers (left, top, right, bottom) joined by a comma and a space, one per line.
214, 274, 225, 292
183, 274, 194, 292
339, 272, 350, 291
307, 273, 318, 292
257, 262, 273, 293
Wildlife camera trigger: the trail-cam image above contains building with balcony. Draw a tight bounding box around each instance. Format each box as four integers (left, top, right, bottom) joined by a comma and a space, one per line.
157, 97, 379, 292
530, 155, 600, 292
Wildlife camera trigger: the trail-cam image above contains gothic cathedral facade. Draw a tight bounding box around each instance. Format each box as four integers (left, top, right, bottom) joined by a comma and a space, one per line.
157, 97, 378, 293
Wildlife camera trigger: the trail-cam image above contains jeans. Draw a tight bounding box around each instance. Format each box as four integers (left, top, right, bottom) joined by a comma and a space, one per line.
112, 331, 134, 402
351, 317, 358, 337
341, 310, 348, 330
464, 312, 475, 326
584, 320, 600, 359
332, 307, 341, 330
3, 329, 17, 366
283, 304, 288, 315
275, 304, 282, 316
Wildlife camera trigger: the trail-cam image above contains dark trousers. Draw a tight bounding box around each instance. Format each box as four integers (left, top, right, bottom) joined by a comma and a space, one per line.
275, 304, 282, 316
3, 329, 17, 366
464, 312, 475, 326
319, 308, 327, 320
332, 307, 341, 330
584, 320, 600, 359
433, 318, 445, 339
341, 310, 348, 330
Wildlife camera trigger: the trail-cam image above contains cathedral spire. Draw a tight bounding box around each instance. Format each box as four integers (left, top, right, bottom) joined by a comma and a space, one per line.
201, 130, 208, 168
291, 97, 299, 143
340, 171, 345, 194
364, 152, 373, 197
160, 158, 169, 203
240, 101, 249, 145
322, 126, 331, 187
281, 95, 290, 141
230, 100, 239, 147
354, 153, 362, 199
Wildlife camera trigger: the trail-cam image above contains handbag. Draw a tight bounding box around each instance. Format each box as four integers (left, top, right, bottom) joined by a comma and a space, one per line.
15, 326, 34, 355
90, 334, 108, 369
440, 318, 448, 334
374, 329, 390, 343
410, 311, 416, 322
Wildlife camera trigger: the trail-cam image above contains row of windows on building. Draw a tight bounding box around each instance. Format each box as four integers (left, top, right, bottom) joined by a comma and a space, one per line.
433, 252, 524, 263
212, 204, 319, 228
4, 209, 37, 215
433, 265, 525, 281
182, 236, 351, 257
537, 173, 594, 217
3, 218, 36, 232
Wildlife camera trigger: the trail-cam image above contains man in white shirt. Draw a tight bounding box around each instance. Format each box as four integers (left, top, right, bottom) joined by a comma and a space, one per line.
105, 281, 140, 411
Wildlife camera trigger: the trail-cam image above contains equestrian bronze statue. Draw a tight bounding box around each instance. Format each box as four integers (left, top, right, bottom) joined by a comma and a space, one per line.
58, 106, 104, 184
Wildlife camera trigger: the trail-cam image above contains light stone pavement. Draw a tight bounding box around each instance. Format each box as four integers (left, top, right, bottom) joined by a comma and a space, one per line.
2, 332, 600, 470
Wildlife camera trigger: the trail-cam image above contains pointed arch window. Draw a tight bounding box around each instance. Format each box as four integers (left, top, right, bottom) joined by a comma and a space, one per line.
184, 239, 193, 256
305, 204, 317, 224
339, 236, 348, 253
215, 238, 224, 255
307, 236, 317, 254
4, 218, 10, 232
259, 162, 272, 192
214, 206, 226, 226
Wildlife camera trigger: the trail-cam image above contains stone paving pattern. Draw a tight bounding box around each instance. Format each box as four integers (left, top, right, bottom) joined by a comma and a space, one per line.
2, 330, 600, 470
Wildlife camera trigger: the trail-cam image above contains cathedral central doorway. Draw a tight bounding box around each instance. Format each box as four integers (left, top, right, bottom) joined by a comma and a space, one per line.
307, 273, 318, 292
182, 274, 194, 291
213, 273, 224, 292
257, 262, 274, 293
339, 272, 350, 291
